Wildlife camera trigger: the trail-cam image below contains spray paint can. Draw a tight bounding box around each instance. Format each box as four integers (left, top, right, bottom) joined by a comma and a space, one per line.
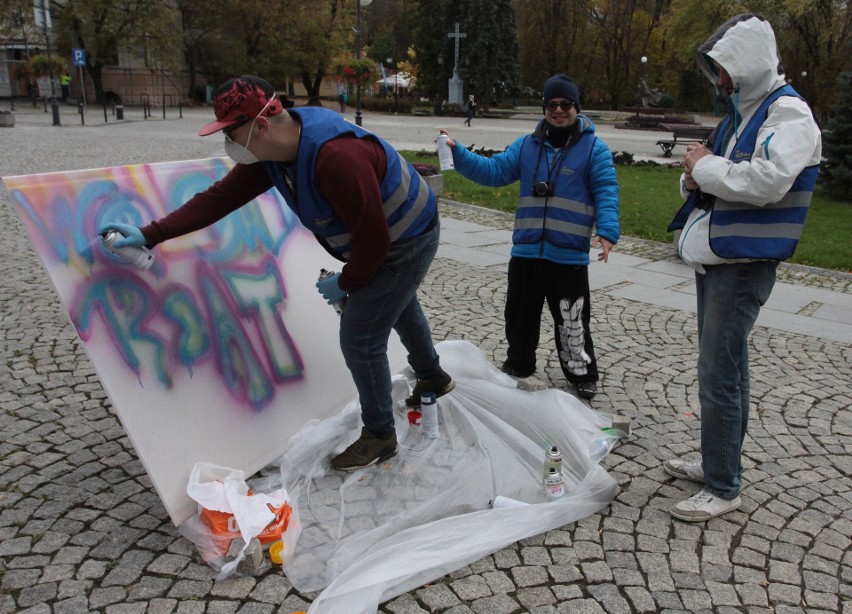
543, 445, 562, 481
318, 268, 347, 316
544, 467, 565, 502
436, 133, 454, 171
101, 230, 154, 270
420, 391, 439, 438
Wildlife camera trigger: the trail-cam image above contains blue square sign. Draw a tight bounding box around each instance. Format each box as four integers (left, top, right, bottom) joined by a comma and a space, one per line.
72, 48, 86, 66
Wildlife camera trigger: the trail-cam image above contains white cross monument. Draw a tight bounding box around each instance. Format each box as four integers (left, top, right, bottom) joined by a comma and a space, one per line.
447, 22, 467, 106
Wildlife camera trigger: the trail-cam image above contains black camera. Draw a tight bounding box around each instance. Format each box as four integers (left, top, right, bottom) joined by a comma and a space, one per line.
531, 181, 554, 197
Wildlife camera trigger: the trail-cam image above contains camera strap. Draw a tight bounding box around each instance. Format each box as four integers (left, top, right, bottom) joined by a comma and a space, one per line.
534, 143, 570, 186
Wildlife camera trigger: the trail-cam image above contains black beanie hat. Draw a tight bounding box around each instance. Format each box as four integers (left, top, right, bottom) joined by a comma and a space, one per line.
542, 74, 581, 111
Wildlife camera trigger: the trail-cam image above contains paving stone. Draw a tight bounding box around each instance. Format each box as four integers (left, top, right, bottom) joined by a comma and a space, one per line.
386, 593, 428, 614
147, 598, 179, 614
17, 582, 58, 609
516, 587, 556, 609
89, 586, 129, 609
415, 582, 462, 610
508, 565, 547, 588
469, 594, 520, 614
52, 595, 91, 614
482, 570, 515, 594
450, 575, 492, 600
556, 598, 606, 614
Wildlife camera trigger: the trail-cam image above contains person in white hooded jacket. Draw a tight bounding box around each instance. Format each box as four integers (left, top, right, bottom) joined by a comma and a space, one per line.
665, 13, 821, 522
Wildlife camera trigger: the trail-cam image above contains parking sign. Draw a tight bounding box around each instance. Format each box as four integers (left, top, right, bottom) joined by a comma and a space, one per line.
72, 48, 85, 66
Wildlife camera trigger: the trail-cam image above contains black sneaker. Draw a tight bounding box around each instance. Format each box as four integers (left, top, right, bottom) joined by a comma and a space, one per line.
330, 427, 398, 471
500, 362, 535, 378
405, 371, 455, 407
576, 381, 597, 399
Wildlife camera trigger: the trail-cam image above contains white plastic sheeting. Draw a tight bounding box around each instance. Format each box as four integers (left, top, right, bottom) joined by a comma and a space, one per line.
258, 340, 620, 613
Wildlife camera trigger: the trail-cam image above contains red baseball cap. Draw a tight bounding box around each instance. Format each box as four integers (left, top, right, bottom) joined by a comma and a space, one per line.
198, 75, 284, 136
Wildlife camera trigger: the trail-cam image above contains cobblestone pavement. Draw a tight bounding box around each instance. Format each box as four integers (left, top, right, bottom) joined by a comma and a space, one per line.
1, 107, 850, 613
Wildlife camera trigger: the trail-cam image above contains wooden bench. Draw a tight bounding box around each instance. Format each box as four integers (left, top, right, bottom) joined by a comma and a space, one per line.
656, 125, 714, 157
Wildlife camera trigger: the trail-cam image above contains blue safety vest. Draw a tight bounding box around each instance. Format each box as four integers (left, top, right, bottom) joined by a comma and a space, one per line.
669, 85, 818, 260
513, 132, 596, 252
263, 108, 436, 260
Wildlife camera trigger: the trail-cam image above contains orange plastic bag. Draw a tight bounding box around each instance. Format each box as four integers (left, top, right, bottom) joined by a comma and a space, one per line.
200, 491, 293, 552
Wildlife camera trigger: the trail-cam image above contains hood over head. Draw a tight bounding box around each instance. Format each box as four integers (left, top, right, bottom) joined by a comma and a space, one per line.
696, 13, 787, 109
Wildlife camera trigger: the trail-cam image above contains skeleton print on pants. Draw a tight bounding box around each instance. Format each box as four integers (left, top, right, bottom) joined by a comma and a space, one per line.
558, 297, 591, 376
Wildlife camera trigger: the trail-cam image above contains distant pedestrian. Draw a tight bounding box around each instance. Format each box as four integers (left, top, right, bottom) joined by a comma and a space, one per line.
464, 95, 476, 126
338, 92, 348, 114
60, 71, 71, 102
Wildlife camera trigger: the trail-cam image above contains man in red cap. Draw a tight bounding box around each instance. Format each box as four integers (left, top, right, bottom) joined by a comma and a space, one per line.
100, 75, 454, 471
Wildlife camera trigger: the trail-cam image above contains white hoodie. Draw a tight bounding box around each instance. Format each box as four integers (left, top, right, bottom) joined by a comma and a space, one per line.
677, 14, 822, 270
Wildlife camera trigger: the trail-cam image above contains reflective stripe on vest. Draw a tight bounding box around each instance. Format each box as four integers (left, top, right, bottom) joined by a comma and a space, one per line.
264, 108, 436, 260
324, 154, 432, 255
513, 133, 596, 251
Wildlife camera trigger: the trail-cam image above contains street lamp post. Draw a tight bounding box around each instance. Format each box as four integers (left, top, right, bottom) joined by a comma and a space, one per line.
387, 56, 398, 114
354, 0, 373, 127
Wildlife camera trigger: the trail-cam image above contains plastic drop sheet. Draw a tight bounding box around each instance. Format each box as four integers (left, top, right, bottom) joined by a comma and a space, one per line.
260, 340, 619, 613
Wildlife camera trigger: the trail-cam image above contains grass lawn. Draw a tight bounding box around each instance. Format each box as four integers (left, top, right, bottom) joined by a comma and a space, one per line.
403, 151, 851, 273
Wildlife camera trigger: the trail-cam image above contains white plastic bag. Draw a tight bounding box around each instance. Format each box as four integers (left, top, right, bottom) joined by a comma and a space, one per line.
180, 463, 296, 579
269, 340, 620, 613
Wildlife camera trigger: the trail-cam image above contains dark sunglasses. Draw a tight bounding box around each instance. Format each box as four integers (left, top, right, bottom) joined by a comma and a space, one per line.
545, 100, 575, 112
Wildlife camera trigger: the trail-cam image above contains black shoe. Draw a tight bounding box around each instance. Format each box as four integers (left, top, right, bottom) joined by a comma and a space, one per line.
500, 363, 535, 378
405, 371, 455, 407
331, 427, 398, 471
576, 381, 597, 399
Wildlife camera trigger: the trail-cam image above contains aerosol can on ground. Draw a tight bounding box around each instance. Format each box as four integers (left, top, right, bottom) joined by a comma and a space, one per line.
544, 467, 565, 502
543, 445, 562, 481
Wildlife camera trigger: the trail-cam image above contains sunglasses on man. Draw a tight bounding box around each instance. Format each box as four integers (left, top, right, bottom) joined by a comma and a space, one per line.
544, 100, 575, 112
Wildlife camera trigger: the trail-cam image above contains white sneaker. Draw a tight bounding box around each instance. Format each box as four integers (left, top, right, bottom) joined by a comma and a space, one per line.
663, 459, 705, 483
670, 489, 741, 522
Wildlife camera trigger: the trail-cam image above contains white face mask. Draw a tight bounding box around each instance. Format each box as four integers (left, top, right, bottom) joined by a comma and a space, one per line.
224, 92, 276, 164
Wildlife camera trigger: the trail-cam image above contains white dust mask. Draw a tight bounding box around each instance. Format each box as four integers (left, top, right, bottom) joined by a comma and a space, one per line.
223, 92, 276, 164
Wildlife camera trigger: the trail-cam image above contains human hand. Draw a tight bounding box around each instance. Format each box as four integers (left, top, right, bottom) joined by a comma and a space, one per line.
684, 142, 711, 172
591, 236, 613, 262
316, 272, 347, 304
438, 130, 456, 148
683, 169, 699, 191
98, 223, 146, 248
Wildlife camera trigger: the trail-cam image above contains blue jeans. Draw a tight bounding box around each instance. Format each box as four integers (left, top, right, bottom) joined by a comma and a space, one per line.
339, 223, 443, 438
696, 261, 777, 500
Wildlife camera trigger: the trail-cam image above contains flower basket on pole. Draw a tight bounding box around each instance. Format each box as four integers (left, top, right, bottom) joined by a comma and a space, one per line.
332, 56, 379, 86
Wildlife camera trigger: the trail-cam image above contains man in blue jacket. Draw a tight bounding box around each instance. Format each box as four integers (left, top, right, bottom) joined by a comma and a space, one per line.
440, 74, 620, 399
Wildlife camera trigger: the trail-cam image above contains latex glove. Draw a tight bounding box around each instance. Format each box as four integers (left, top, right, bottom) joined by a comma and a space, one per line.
316, 272, 347, 304
98, 223, 146, 248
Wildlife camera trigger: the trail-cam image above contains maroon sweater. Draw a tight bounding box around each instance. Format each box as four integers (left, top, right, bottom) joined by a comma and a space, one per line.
141, 137, 390, 291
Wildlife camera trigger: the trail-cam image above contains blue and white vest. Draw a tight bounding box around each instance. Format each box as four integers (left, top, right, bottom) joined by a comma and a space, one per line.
513, 132, 596, 252
669, 85, 818, 260
263, 108, 436, 260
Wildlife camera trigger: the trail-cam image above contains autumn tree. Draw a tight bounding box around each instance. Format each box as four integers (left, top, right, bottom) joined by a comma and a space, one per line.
412, 0, 453, 99
413, 0, 519, 104
51, 0, 182, 104
820, 61, 852, 199
514, 0, 588, 91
